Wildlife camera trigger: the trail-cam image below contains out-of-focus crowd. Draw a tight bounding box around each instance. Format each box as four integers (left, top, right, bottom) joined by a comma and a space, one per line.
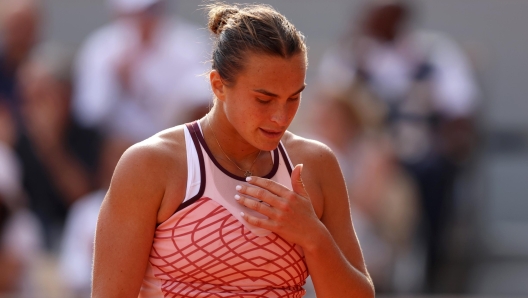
0, 0, 210, 296
307, 1, 479, 294
0, 0, 479, 296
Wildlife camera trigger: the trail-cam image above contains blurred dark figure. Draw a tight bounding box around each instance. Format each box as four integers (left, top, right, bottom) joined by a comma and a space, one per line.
73, 0, 211, 142
14, 44, 101, 250
319, 0, 478, 293
0, 0, 40, 124
59, 133, 132, 297
0, 102, 43, 295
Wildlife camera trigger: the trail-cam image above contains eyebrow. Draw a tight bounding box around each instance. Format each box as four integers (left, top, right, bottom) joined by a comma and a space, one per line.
253, 85, 306, 98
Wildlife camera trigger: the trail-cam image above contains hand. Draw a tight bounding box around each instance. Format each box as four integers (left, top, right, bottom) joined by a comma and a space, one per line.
235, 164, 324, 248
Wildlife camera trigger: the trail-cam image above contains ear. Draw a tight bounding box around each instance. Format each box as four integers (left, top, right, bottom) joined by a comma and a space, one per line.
210, 70, 227, 102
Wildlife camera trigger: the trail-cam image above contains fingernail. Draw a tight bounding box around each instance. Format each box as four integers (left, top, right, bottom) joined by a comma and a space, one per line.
234, 194, 240, 201
246, 176, 252, 182
240, 211, 245, 217
235, 185, 242, 191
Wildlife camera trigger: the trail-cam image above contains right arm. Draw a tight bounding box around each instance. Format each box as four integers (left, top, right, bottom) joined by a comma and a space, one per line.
91, 137, 182, 297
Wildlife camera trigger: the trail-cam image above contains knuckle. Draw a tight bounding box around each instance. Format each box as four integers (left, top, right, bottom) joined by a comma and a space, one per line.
286, 192, 297, 201
253, 200, 261, 212
256, 188, 265, 198
280, 202, 292, 213
264, 179, 272, 189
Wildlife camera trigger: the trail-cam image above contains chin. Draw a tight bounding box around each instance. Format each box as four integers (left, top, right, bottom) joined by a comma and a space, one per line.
260, 142, 281, 151
257, 136, 284, 151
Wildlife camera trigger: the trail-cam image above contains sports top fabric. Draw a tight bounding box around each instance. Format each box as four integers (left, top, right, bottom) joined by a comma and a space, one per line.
138, 122, 309, 297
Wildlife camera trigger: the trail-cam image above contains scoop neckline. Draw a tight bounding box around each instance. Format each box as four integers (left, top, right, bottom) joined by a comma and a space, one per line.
191, 121, 279, 182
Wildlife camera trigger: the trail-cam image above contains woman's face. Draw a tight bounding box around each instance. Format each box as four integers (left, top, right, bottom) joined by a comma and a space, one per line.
214, 52, 307, 151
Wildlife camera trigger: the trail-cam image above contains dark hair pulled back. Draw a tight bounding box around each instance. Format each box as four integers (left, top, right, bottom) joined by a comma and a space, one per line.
206, 2, 307, 85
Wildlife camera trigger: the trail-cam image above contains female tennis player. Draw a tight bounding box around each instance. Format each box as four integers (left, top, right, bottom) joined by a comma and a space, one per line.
92, 3, 374, 297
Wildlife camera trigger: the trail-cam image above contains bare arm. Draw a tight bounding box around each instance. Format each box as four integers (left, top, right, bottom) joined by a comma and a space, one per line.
91, 138, 180, 297
302, 146, 374, 297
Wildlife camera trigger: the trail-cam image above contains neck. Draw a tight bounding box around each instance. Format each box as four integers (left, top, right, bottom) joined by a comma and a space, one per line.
201, 108, 264, 172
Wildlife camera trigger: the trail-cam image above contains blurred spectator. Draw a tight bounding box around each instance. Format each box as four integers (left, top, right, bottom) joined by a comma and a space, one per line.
318, 0, 479, 292
73, 0, 211, 142
0, 0, 41, 126
0, 120, 43, 295
14, 44, 101, 250
59, 134, 132, 297
307, 96, 420, 292
0, 103, 16, 148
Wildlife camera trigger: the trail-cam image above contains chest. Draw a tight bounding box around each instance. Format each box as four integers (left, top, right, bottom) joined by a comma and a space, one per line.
150, 197, 308, 290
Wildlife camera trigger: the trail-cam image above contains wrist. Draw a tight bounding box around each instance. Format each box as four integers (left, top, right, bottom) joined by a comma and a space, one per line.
301, 221, 332, 255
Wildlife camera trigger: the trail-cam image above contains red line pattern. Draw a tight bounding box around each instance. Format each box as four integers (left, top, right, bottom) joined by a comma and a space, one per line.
149, 197, 308, 297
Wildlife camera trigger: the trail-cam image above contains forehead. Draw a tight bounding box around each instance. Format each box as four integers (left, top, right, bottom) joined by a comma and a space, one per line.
234, 52, 306, 93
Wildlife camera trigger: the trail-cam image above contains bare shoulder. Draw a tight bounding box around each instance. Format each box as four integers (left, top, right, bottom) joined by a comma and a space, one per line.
108, 125, 188, 214
117, 125, 186, 178
281, 131, 337, 167
92, 125, 189, 297
281, 131, 341, 218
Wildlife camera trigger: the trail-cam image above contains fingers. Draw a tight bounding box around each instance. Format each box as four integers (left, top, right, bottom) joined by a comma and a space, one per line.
244, 176, 294, 199
234, 193, 275, 218
291, 164, 309, 197
236, 184, 285, 208
245, 166, 309, 200
237, 172, 311, 228
240, 211, 274, 230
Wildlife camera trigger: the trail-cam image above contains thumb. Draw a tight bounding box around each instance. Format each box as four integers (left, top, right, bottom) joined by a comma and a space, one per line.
291, 164, 308, 197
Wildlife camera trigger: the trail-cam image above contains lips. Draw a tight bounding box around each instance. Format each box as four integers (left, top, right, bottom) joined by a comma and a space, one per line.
259, 128, 283, 138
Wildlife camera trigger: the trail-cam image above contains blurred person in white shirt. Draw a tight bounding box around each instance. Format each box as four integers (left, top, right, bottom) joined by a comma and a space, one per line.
318, 0, 479, 292
319, 0, 478, 162
73, 0, 211, 142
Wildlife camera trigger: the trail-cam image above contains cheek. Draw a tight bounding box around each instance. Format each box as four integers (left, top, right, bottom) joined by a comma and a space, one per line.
288, 101, 301, 118
262, 101, 300, 125
243, 105, 273, 126
223, 95, 260, 127
281, 101, 300, 125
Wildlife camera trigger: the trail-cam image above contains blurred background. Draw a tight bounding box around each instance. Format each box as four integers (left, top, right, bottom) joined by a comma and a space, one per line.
0, 0, 526, 297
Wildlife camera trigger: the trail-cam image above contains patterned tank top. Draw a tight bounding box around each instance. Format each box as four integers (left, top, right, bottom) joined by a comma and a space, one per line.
139, 121, 309, 297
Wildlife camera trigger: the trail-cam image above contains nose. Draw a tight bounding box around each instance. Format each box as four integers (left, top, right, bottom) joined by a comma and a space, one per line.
270, 103, 290, 126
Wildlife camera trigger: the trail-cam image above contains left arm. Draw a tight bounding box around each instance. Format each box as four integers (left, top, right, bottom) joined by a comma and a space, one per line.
236, 141, 374, 297
301, 147, 374, 297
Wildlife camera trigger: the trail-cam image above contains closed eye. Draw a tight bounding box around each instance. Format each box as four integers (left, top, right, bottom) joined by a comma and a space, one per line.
256, 98, 271, 104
